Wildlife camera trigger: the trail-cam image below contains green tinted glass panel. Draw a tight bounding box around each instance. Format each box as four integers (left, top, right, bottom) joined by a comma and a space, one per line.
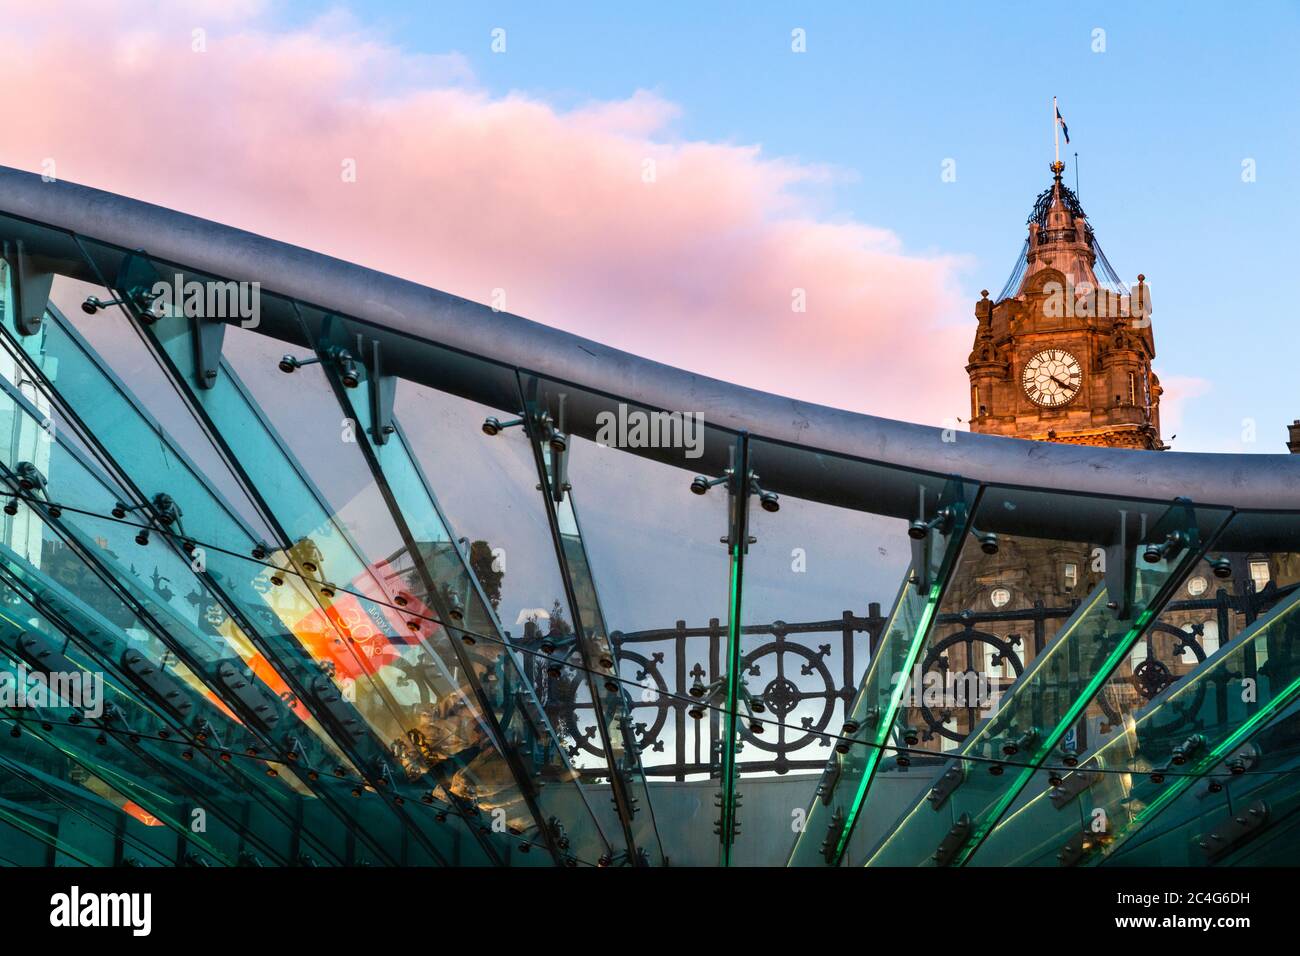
1105, 698, 1300, 866
779, 458, 975, 866
975, 512, 1300, 865
864, 490, 1230, 865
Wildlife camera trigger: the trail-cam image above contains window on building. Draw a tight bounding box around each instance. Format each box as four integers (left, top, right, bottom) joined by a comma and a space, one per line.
989, 586, 1011, 608
1127, 371, 1137, 406
1249, 559, 1271, 592
1063, 562, 1078, 589
1199, 619, 1220, 658
981, 641, 1016, 680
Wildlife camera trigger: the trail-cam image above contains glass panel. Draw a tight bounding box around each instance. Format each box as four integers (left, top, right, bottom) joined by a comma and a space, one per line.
0, 336, 470, 863
0, 731, 200, 866
0, 356, 353, 865
213, 302, 613, 865
520, 373, 683, 864
466, 378, 736, 865
764, 444, 975, 866
975, 512, 1300, 866
0, 641, 258, 865
0, 250, 503, 865
0, 571, 329, 865
977, 515, 1300, 868
1104, 699, 1300, 866
1083, 534, 1300, 754
860, 488, 1230, 865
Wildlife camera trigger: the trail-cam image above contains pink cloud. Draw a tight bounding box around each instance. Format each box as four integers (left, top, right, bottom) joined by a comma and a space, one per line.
1155, 374, 1211, 448
0, 0, 971, 425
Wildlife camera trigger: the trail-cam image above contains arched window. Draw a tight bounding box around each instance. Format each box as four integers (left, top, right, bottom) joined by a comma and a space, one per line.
1193, 619, 1220, 660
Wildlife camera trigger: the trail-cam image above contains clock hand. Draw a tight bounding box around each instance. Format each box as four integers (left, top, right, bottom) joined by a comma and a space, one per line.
1050, 375, 1077, 392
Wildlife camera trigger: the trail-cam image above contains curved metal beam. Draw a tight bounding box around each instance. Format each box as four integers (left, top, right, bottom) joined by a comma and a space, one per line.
2, 164, 1297, 524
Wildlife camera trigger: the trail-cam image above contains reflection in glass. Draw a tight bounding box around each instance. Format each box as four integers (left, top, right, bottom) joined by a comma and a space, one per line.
861, 490, 1230, 866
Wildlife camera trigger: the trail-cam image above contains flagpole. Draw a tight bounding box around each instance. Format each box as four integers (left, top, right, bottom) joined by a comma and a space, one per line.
1053, 96, 1059, 165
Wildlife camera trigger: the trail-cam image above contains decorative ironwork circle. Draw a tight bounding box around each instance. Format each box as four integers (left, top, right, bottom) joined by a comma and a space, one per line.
1132, 657, 1175, 699
735, 640, 837, 758
762, 676, 801, 718
1094, 620, 1207, 737
916, 627, 1024, 744
553, 646, 671, 766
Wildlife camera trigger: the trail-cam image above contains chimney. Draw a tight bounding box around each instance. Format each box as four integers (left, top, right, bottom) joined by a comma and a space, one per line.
1288, 420, 1300, 454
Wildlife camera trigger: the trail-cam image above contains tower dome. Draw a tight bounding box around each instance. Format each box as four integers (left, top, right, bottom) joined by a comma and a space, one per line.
996, 162, 1130, 302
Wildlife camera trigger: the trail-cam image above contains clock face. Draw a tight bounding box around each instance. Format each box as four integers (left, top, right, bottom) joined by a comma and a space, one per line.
1021, 348, 1082, 407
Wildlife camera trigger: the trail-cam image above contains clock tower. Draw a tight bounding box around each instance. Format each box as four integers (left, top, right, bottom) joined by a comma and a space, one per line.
967, 161, 1164, 449
911, 157, 1259, 759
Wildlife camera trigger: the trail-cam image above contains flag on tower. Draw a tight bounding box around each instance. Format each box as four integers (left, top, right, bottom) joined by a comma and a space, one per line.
1055, 105, 1070, 144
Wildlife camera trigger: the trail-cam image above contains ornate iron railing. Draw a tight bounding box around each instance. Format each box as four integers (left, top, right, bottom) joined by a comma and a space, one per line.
552, 580, 1295, 783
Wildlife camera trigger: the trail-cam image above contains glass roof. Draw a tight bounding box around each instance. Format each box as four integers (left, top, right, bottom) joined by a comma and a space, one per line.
0, 212, 1298, 868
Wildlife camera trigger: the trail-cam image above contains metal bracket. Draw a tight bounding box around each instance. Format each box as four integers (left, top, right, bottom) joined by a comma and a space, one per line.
1198, 800, 1269, 863
14, 630, 73, 674
111, 251, 166, 327
192, 718, 223, 751
123, 648, 196, 723
14, 461, 51, 501
927, 760, 966, 810
1001, 726, 1039, 757
1110, 497, 1200, 620
362, 337, 396, 446
1223, 742, 1259, 775
910, 533, 935, 593
311, 675, 368, 745
1157, 732, 1206, 775
1104, 538, 1137, 621
217, 660, 281, 731
820, 806, 846, 864
547, 394, 569, 504
1200, 743, 1260, 796
1057, 827, 1106, 866
194, 316, 226, 390
1, 239, 54, 336
908, 481, 968, 593
726, 444, 749, 554
319, 315, 395, 445
817, 756, 843, 806
932, 812, 972, 866
1049, 759, 1102, 809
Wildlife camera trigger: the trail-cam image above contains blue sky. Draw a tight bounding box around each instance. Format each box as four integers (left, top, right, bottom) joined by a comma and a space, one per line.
266, 0, 1300, 453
